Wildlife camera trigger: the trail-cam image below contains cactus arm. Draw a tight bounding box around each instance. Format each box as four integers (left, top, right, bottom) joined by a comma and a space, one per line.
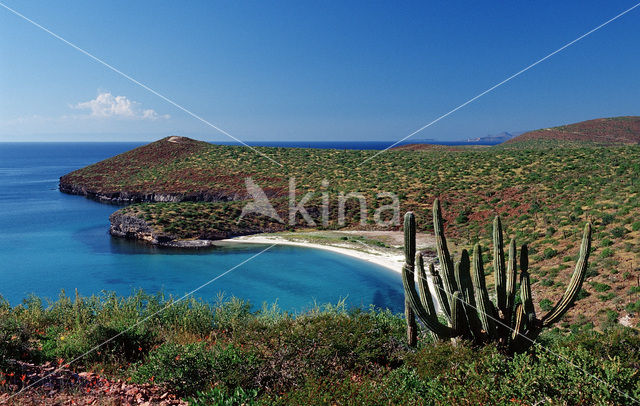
511, 303, 525, 341
402, 212, 455, 338
541, 222, 592, 327
433, 199, 457, 317
455, 249, 484, 340
493, 216, 507, 314
404, 212, 416, 268
493, 216, 511, 345
416, 254, 439, 341
454, 250, 474, 305
417, 254, 437, 316
471, 244, 497, 338
520, 269, 536, 325
509, 303, 535, 352
402, 263, 455, 338
508, 243, 539, 352
504, 238, 518, 326
403, 212, 417, 346
455, 251, 478, 338
452, 262, 470, 337
429, 262, 451, 323
450, 291, 465, 337
404, 300, 417, 346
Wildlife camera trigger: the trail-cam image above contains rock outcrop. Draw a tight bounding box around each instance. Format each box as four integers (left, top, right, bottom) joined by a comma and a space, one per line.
108, 210, 286, 247
109, 211, 168, 244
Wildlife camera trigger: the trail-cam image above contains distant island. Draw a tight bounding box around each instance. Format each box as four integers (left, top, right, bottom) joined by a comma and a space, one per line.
465, 131, 524, 144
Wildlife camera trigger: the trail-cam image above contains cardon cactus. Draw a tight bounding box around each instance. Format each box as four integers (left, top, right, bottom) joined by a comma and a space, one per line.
402, 199, 592, 353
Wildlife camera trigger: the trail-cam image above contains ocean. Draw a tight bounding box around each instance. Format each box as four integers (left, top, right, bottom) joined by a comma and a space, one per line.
0, 142, 404, 312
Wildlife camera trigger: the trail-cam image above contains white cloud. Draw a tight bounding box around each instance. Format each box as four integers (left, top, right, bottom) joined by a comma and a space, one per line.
73, 92, 169, 120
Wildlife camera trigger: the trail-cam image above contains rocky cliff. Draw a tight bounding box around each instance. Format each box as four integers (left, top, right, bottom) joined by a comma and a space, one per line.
59, 180, 245, 204
58, 136, 253, 204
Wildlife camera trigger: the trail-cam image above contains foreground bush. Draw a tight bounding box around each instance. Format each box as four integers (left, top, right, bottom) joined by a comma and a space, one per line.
0, 291, 638, 404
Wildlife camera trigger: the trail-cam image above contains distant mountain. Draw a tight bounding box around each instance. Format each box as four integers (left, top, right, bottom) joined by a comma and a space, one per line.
504, 116, 640, 146
466, 131, 523, 144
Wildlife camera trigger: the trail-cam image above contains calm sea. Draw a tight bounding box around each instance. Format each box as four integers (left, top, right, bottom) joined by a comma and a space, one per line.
0, 142, 403, 312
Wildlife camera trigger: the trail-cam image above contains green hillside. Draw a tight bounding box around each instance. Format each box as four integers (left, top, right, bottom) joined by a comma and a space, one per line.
58, 135, 640, 332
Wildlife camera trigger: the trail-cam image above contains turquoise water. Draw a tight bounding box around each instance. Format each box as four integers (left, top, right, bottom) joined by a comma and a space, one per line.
0, 143, 403, 312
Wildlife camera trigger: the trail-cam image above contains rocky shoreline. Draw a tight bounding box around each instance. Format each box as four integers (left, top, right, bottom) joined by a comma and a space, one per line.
108, 211, 227, 247
59, 179, 246, 205
107, 211, 288, 248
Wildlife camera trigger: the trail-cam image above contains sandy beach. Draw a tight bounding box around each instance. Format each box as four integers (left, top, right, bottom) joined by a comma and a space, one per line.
219, 233, 444, 313
218, 234, 406, 273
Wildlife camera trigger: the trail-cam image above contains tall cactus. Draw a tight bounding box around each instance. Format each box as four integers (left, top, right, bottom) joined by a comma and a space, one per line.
404, 212, 418, 347
401, 199, 592, 354
401, 212, 455, 340
433, 199, 456, 318
493, 216, 507, 314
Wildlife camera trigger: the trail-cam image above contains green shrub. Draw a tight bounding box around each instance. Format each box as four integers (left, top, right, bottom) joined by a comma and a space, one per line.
455, 212, 469, 224
626, 300, 640, 313
3, 289, 640, 403
131, 342, 217, 395
590, 282, 612, 293
187, 387, 259, 406
539, 299, 553, 311
543, 247, 557, 259
600, 248, 614, 258
0, 317, 33, 372
601, 213, 615, 225
41, 322, 157, 367
611, 226, 627, 238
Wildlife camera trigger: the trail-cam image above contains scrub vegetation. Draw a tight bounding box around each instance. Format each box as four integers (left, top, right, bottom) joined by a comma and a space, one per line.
1, 291, 639, 404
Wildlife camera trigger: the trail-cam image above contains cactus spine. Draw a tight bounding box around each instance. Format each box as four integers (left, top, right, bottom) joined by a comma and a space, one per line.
401, 199, 592, 353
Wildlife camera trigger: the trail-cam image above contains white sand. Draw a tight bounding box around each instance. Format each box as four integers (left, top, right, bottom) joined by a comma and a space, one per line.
218, 235, 405, 273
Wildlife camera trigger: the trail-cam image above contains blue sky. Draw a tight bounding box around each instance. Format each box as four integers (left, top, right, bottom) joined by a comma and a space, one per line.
1, 1, 639, 142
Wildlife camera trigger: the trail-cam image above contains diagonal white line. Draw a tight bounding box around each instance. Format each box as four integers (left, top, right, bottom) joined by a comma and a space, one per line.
359, 2, 640, 166
0, 2, 283, 167
8, 243, 279, 399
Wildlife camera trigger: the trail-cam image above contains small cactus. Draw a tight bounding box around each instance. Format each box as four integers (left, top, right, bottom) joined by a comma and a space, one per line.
401, 199, 592, 353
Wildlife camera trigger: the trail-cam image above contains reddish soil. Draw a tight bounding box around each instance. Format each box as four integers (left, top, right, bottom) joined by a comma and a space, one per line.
0, 361, 186, 405
505, 116, 640, 145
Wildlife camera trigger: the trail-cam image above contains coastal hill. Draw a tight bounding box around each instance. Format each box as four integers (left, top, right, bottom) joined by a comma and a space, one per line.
504, 116, 640, 146
59, 136, 215, 203
58, 128, 640, 330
